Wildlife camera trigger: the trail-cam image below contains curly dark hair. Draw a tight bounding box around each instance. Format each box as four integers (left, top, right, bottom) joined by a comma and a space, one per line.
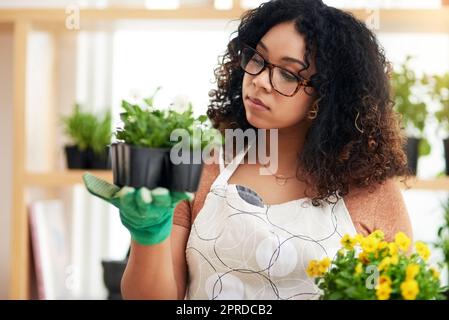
207, 0, 410, 206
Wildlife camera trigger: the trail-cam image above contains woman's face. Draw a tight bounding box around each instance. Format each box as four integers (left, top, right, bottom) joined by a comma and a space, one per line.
242, 21, 316, 130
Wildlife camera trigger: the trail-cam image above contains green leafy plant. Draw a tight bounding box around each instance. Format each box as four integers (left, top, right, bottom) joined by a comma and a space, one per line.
391, 56, 431, 156
62, 103, 112, 155
434, 198, 449, 296
115, 89, 217, 150
308, 231, 443, 300
425, 72, 449, 137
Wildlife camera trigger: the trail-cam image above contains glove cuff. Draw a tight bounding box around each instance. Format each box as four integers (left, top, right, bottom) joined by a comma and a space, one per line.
129, 214, 174, 246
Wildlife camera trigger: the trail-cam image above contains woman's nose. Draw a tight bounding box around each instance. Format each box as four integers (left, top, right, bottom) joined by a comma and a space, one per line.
251, 67, 273, 93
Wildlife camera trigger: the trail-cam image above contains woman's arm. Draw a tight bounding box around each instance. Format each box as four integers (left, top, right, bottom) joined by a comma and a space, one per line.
345, 178, 413, 242
121, 224, 190, 300
120, 159, 220, 300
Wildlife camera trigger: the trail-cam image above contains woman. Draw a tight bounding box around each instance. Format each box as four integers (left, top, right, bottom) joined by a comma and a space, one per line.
85, 0, 412, 300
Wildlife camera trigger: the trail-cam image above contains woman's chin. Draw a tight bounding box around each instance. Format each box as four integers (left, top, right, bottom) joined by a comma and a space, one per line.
246, 114, 267, 129
246, 117, 275, 129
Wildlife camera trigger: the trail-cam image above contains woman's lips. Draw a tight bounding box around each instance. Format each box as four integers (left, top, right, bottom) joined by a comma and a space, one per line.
247, 96, 270, 111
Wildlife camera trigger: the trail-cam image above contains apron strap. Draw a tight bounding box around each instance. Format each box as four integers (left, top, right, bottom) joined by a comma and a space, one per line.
212, 137, 256, 188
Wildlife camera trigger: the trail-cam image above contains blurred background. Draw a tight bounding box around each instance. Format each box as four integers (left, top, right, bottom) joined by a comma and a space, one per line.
1, 0, 449, 300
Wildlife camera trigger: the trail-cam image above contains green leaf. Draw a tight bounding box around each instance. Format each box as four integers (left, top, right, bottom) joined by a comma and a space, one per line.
418, 138, 431, 157
327, 291, 344, 300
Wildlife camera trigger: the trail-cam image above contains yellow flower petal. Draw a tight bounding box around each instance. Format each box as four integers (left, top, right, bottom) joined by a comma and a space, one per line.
376, 283, 392, 300
355, 263, 363, 275
415, 241, 431, 261
395, 232, 411, 252
401, 280, 419, 300
406, 264, 420, 280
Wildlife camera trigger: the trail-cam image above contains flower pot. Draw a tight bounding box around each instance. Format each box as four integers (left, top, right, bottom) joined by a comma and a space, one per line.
111, 143, 170, 189
405, 137, 419, 175
86, 147, 111, 170
65, 145, 89, 169
443, 138, 449, 175
101, 259, 127, 300
169, 149, 204, 192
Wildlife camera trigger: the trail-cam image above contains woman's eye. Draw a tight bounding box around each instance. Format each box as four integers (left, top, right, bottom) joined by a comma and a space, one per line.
280, 69, 298, 82
251, 56, 264, 66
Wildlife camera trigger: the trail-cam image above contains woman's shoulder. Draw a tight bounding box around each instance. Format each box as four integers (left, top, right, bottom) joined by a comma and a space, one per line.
343, 178, 413, 242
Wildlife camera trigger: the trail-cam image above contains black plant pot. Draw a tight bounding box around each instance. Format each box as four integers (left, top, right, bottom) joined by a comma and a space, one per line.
443, 138, 449, 176
111, 143, 204, 192
87, 147, 111, 170
405, 137, 419, 175
101, 259, 127, 300
65, 145, 89, 169
170, 149, 204, 192
111, 143, 170, 189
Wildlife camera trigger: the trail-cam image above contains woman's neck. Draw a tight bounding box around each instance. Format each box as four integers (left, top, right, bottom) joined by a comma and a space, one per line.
259, 122, 310, 175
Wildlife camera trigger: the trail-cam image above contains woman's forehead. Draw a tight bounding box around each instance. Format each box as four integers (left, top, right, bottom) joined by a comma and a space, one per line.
258, 22, 307, 61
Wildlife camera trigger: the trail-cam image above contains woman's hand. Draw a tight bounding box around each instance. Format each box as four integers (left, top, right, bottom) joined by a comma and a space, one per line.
83, 173, 192, 245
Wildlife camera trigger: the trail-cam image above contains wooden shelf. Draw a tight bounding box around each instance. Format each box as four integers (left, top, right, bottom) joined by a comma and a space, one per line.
0, 7, 246, 22
0, 8, 449, 33
396, 176, 449, 191
25, 170, 113, 187
20, 171, 449, 191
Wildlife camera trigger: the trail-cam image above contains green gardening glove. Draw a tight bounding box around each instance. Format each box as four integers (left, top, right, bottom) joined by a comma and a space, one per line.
82, 173, 192, 245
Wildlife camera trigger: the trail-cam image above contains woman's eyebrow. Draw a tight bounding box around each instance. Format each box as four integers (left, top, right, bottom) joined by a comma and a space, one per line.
258, 40, 307, 68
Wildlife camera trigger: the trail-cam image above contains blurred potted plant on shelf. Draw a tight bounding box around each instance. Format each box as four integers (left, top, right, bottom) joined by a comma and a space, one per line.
111, 87, 220, 192
62, 103, 112, 169
308, 231, 444, 300
434, 198, 449, 299
424, 72, 449, 175
102, 248, 130, 300
391, 56, 431, 175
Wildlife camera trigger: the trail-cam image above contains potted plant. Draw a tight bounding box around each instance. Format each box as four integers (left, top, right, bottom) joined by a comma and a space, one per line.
308, 231, 444, 300
425, 72, 449, 175
101, 248, 129, 300
111, 89, 218, 192
391, 56, 431, 175
62, 103, 112, 169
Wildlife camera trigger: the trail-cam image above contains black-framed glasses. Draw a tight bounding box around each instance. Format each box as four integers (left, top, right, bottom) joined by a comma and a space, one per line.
239, 43, 313, 97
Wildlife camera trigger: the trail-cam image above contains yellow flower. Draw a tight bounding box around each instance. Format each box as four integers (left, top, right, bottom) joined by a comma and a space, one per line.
318, 257, 331, 274
395, 232, 411, 252
378, 257, 391, 272
430, 267, 440, 279
415, 241, 431, 261
340, 234, 356, 250
388, 243, 398, 256
376, 282, 392, 300
306, 260, 319, 277
354, 233, 364, 245
355, 263, 363, 275
390, 254, 399, 265
400, 280, 419, 300
358, 251, 370, 264
377, 241, 388, 251
361, 236, 379, 254
406, 264, 420, 280
379, 275, 392, 286
372, 230, 385, 240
